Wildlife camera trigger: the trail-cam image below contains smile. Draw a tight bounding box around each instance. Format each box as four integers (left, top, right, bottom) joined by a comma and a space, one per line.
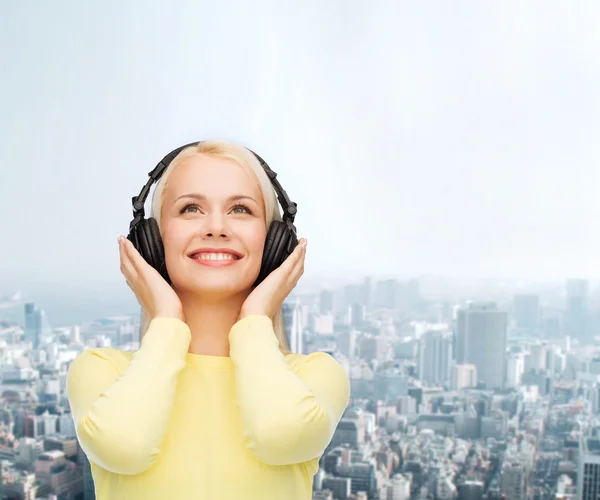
188, 249, 243, 267
193, 253, 239, 261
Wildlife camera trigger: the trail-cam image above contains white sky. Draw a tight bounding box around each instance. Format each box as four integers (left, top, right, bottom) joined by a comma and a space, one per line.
2, 0, 600, 299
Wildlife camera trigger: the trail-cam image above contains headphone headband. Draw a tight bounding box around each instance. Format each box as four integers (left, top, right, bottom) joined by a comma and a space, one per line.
130, 141, 297, 231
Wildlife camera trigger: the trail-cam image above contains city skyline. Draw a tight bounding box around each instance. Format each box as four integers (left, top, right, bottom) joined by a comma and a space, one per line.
2, 255, 600, 498
3, 1, 600, 497
3, 270, 600, 330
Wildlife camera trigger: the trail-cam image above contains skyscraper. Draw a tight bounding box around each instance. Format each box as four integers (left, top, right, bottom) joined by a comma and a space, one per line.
319, 290, 334, 315
566, 278, 589, 339
282, 300, 303, 354
578, 436, 600, 499
501, 461, 527, 500
24, 302, 42, 349
513, 294, 540, 335
456, 302, 508, 389
360, 276, 373, 312
24, 302, 52, 349
418, 330, 452, 386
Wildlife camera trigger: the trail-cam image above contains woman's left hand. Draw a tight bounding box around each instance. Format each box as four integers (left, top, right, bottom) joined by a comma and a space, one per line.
239, 238, 307, 320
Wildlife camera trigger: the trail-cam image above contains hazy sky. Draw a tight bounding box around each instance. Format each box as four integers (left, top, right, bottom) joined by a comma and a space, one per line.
2, 1, 600, 301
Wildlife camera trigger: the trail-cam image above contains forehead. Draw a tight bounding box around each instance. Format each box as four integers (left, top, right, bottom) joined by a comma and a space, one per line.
165, 154, 262, 200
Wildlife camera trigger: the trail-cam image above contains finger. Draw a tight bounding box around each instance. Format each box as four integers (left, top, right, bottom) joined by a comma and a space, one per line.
121, 235, 151, 274
289, 240, 306, 283
119, 237, 138, 282
280, 238, 305, 272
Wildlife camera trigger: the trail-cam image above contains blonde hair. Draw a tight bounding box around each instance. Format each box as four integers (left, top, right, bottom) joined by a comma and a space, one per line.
138, 140, 291, 354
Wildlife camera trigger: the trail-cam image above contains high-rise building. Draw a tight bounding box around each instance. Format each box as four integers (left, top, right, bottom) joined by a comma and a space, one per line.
566, 278, 589, 339
282, 300, 303, 354
513, 294, 540, 334
525, 342, 548, 372
374, 279, 400, 310
456, 302, 507, 389
451, 364, 477, 390
319, 290, 334, 315
418, 331, 452, 386
24, 302, 52, 349
349, 303, 366, 329
501, 461, 526, 500
338, 329, 357, 360
386, 473, 411, 500
506, 354, 525, 388
24, 302, 42, 349
456, 480, 484, 499
360, 335, 391, 363
343, 285, 361, 310
360, 276, 373, 312
577, 436, 600, 499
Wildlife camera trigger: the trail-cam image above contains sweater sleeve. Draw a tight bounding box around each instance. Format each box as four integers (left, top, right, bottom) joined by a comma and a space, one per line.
66, 318, 191, 475
229, 315, 350, 466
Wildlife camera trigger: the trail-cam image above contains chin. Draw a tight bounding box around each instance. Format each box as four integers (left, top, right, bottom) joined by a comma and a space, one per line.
194, 281, 252, 298
170, 266, 258, 300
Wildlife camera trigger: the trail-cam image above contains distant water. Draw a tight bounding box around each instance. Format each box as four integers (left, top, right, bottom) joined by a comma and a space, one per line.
0, 290, 140, 328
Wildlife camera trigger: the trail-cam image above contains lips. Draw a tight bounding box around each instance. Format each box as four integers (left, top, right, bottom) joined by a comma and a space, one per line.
187, 248, 243, 261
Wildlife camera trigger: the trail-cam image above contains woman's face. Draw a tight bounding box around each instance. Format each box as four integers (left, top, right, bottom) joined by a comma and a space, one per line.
160, 153, 267, 299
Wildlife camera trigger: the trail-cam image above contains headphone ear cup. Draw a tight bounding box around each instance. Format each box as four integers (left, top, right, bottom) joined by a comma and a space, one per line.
271, 224, 292, 269
128, 221, 151, 263
127, 225, 141, 254
255, 222, 283, 285
143, 218, 170, 283
128, 218, 170, 284
254, 220, 298, 286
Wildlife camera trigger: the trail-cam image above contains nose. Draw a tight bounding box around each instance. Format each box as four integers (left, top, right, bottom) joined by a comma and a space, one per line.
201, 213, 232, 240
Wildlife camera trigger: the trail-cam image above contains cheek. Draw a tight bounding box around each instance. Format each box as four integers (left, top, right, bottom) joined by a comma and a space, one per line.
160, 222, 187, 257
243, 225, 267, 258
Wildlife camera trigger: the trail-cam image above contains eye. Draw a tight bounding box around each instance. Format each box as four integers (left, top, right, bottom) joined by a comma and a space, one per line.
179, 203, 201, 214
231, 204, 253, 215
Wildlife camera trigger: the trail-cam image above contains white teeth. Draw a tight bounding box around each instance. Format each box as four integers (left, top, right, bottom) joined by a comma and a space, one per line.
195, 253, 237, 261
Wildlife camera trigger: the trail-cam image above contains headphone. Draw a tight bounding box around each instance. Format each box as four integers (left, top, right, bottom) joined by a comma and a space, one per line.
127, 141, 298, 287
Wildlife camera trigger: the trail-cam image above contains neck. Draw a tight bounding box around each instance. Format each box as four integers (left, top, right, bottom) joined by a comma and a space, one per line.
179, 291, 248, 357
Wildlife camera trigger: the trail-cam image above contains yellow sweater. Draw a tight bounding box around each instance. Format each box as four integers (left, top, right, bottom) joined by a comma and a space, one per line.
66, 315, 350, 500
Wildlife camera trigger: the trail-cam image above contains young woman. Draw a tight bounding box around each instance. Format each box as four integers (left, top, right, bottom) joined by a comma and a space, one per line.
66, 140, 350, 500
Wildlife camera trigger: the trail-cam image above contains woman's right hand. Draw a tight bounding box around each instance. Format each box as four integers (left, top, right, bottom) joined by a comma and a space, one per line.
118, 235, 184, 322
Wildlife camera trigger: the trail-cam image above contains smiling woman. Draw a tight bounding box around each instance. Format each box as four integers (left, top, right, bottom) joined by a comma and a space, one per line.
65, 140, 351, 500
157, 151, 271, 318
143, 142, 293, 346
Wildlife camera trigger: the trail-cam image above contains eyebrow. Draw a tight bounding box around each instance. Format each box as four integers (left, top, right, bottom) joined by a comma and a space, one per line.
174, 193, 259, 205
